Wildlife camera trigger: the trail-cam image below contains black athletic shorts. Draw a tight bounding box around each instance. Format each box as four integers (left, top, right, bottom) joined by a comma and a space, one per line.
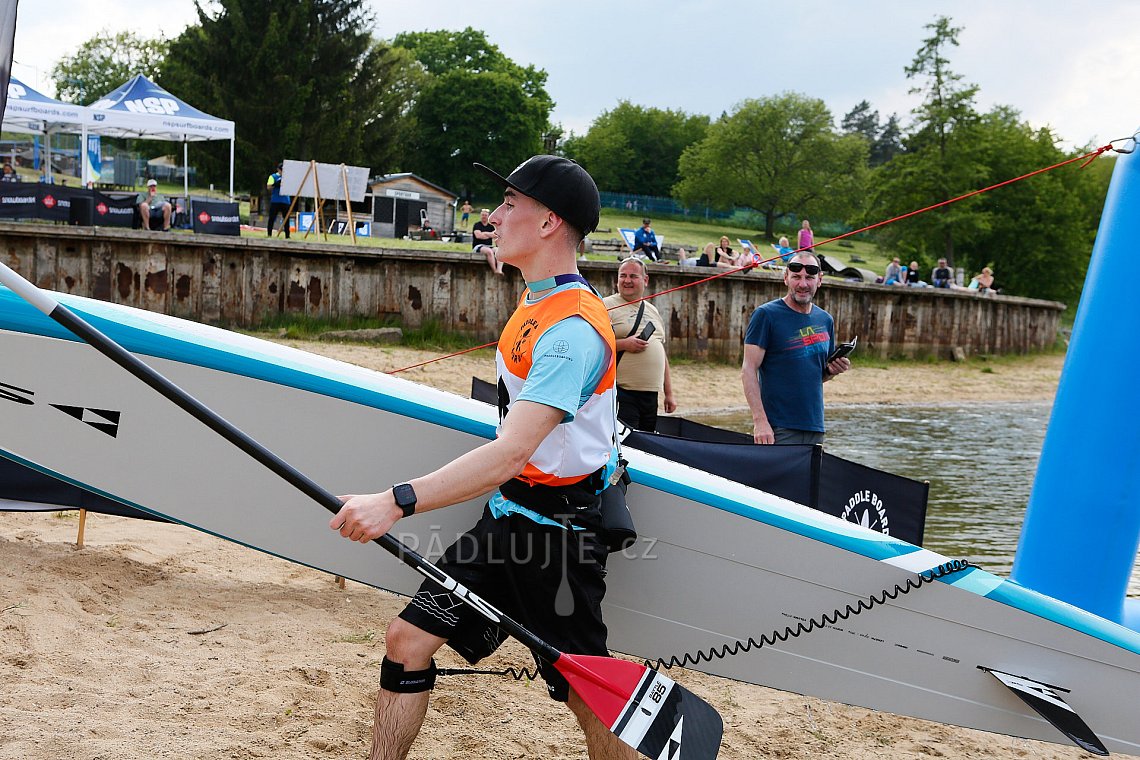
398, 504, 611, 701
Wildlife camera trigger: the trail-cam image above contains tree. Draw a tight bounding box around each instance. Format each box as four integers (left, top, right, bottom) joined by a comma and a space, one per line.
51, 30, 169, 105
842, 101, 902, 167
841, 100, 880, 143
562, 101, 709, 196
393, 28, 553, 197
674, 93, 868, 240
872, 114, 903, 166
881, 15, 985, 266
406, 68, 548, 198
161, 0, 421, 192
951, 108, 1103, 304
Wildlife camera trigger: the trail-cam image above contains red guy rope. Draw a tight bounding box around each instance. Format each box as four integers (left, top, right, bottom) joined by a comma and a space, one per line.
388, 140, 1123, 374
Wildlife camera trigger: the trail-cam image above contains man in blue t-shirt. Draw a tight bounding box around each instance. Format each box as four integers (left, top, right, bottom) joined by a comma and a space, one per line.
742, 251, 851, 445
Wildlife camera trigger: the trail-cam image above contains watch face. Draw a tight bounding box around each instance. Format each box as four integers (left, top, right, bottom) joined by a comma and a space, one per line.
393, 483, 416, 515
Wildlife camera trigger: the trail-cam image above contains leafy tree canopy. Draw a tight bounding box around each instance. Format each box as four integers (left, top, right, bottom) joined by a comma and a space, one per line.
562, 101, 709, 197
161, 0, 422, 192
407, 69, 547, 198
51, 30, 169, 105
841, 100, 902, 167
393, 28, 553, 197
674, 93, 868, 240
863, 15, 987, 267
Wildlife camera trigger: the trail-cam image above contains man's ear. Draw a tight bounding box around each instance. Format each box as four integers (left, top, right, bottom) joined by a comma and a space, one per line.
538, 211, 564, 239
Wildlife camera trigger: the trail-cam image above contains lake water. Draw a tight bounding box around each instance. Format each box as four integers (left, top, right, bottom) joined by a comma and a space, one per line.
701, 401, 1140, 597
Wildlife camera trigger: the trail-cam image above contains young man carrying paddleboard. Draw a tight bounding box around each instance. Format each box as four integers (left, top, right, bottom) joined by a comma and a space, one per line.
331, 156, 633, 760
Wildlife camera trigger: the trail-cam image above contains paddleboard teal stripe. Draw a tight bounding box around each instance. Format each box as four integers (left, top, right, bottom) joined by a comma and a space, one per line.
982, 580, 1140, 656
0, 288, 498, 441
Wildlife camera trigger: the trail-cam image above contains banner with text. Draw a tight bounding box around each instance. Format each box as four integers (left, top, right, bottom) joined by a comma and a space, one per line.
191, 198, 240, 236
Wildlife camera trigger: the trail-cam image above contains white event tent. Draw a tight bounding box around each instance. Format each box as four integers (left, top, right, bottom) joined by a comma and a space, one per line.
86, 74, 235, 198
3, 76, 91, 182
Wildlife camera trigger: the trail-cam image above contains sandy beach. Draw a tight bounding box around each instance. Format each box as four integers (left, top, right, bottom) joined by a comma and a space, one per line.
4, 344, 1110, 760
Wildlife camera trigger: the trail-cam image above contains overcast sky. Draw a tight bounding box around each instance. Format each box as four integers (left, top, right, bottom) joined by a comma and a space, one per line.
10, 0, 1139, 151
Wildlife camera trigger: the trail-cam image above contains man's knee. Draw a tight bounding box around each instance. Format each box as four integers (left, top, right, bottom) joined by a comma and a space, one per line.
384, 617, 444, 669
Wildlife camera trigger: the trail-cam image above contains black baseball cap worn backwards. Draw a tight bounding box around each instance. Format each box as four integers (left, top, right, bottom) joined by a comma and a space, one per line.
474, 155, 600, 236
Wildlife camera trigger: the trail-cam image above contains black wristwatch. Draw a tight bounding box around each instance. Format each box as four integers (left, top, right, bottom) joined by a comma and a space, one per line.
392, 482, 417, 518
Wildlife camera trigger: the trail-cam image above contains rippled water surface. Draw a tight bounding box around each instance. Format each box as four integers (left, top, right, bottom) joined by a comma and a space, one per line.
702, 402, 1140, 596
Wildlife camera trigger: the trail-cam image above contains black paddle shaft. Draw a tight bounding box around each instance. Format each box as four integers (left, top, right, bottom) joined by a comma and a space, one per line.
46, 304, 562, 665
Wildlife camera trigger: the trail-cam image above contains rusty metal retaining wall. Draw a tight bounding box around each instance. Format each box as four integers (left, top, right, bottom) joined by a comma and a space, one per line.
0, 224, 1065, 361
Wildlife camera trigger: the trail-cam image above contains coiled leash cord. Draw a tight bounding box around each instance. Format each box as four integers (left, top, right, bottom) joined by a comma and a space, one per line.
438, 558, 972, 681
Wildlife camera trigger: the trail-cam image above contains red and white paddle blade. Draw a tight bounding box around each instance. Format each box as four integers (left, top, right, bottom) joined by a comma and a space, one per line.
556, 654, 723, 760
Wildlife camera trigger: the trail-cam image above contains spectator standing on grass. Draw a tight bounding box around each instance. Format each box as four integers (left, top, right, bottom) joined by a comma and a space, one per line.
798, 219, 814, 252
471, 208, 502, 274
632, 218, 661, 262
742, 252, 851, 445
266, 163, 291, 239
604, 257, 676, 431
460, 199, 472, 229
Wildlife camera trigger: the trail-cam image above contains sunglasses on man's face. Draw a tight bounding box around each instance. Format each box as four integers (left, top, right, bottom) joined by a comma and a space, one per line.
786, 262, 820, 275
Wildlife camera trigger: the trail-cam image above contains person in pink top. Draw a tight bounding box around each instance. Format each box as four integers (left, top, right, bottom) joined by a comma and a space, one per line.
798, 219, 814, 252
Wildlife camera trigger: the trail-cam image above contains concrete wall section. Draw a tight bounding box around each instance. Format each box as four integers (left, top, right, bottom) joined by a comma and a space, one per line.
0, 225, 1064, 361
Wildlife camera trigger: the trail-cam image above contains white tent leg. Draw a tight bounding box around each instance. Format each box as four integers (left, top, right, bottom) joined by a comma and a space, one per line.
81, 124, 88, 187
228, 138, 234, 199
183, 139, 189, 200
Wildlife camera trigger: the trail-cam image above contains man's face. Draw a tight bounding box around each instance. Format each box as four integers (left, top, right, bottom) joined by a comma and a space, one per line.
784, 255, 821, 306
616, 261, 648, 301
479, 210, 489, 224
488, 190, 548, 266
642, 220, 651, 230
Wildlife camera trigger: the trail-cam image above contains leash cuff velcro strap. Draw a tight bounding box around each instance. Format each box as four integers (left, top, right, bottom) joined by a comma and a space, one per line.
381, 656, 437, 693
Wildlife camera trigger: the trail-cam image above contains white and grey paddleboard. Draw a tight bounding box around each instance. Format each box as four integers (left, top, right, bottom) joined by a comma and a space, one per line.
2, 288, 1139, 755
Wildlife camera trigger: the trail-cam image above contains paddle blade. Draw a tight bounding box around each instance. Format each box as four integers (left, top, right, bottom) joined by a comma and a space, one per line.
554, 654, 723, 760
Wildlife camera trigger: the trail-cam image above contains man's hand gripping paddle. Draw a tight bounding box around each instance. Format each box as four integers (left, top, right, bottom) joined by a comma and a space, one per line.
0, 264, 724, 760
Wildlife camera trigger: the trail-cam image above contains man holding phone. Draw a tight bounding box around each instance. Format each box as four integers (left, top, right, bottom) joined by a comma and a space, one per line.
741, 251, 851, 445
604, 257, 676, 431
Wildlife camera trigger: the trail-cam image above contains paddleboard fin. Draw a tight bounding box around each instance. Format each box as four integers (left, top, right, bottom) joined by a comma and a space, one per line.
983, 668, 1108, 756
